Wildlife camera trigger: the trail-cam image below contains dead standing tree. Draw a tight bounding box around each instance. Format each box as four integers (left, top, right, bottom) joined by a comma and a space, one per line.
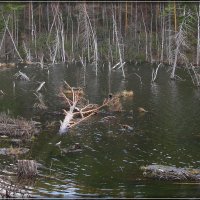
170, 6, 192, 80
77, 3, 99, 75
111, 6, 126, 78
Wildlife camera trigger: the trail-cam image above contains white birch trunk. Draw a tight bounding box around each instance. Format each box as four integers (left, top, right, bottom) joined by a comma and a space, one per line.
197, 4, 200, 66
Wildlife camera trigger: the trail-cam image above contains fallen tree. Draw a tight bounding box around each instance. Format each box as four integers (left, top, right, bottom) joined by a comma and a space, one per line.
141, 164, 200, 181
58, 81, 126, 134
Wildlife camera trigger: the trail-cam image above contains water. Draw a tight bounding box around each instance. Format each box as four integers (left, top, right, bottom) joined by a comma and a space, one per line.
0, 62, 200, 198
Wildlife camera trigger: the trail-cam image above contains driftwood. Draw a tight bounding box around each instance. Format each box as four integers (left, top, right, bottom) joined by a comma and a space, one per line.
14, 70, 30, 81
17, 160, 38, 178
36, 81, 45, 93
141, 165, 200, 181
0, 113, 40, 138
0, 90, 5, 96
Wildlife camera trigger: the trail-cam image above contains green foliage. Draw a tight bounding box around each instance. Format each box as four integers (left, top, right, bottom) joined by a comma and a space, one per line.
0, 18, 5, 33
0, 3, 25, 32
18, 45, 27, 60
134, 53, 146, 62
3, 3, 25, 12
178, 2, 198, 12
162, 2, 174, 17
36, 33, 53, 52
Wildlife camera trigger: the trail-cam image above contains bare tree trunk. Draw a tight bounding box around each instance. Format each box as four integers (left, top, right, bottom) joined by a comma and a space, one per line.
58, 12, 66, 63
83, 4, 98, 75
125, 2, 128, 36
170, 7, 187, 79
197, 3, 200, 66
155, 4, 160, 61
174, 2, 177, 33
112, 9, 125, 77
160, 5, 165, 63
168, 8, 173, 65
141, 8, 148, 61
71, 16, 74, 62
31, 2, 34, 43
150, 3, 153, 63
134, 2, 137, 40
2, 15, 23, 62
47, 3, 50, 32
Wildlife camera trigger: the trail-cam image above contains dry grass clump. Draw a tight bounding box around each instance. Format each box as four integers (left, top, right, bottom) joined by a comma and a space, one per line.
64, 87, 84, 96
0, 113, 39, 139
0, 63, 16, 72
61, 81, 85, 98
107, 97, 123, 112
17, 160, 38, 178
138, 107, 148, 113
116, 90, 134, 98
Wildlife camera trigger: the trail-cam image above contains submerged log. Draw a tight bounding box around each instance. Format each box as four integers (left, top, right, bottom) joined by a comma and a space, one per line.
141, 165, 200, 181
17, 160, 38, 178
60, 143, 82, 154
14, 70, 30, 81
0, 90, 5, 96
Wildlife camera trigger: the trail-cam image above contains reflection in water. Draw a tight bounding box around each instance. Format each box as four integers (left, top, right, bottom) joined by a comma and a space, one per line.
150, 82, 160, 106
150, 82, 160, 97
13, 81, 16, 96
193, 87, 200, 100
169, 80, 179, 106
0, 64, 200, 198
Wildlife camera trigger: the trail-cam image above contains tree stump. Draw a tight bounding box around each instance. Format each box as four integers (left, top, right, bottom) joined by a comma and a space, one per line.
17, 160, 38, 178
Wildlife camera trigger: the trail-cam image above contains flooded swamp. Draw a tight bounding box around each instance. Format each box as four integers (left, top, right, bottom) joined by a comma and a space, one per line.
0, 62, 200, 198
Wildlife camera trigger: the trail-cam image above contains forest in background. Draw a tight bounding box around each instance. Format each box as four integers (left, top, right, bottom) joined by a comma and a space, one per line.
0, 2, 200, 84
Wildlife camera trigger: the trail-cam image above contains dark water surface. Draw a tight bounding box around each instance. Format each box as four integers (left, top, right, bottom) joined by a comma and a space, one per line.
0, 63, 200, 198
